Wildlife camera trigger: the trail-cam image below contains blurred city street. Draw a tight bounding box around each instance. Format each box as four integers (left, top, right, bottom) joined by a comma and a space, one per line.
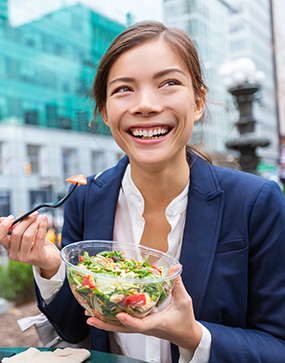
0, 300, 42, 347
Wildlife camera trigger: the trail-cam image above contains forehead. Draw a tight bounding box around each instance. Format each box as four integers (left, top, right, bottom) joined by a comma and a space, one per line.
108, 39, 189, 79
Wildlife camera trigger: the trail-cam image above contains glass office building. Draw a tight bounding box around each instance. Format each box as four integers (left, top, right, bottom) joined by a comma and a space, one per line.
0, 0, 125, 218
0, 0, 124, 132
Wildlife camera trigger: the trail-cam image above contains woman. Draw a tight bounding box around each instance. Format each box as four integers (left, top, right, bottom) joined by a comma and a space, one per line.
0, 21, 284, 362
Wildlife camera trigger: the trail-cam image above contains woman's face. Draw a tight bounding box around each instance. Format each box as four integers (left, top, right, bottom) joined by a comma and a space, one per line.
102, 39, 204, 170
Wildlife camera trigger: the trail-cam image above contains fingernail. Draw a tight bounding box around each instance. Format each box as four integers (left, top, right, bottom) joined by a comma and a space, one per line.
7, 215, 14, 221
31, 211, 38, 217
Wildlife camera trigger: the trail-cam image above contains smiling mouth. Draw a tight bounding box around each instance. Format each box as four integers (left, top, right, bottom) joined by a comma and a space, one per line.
129, 127, 171, 140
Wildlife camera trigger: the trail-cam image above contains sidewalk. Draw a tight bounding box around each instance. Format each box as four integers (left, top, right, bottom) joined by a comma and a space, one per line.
0, 300, 42, 347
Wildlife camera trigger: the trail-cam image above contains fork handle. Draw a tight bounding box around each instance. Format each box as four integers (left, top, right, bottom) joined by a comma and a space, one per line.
7, 205, 47, 236
11, 205, 43, 227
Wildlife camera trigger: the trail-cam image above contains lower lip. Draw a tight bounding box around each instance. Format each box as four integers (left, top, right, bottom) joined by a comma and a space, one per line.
129, 133, 169, 145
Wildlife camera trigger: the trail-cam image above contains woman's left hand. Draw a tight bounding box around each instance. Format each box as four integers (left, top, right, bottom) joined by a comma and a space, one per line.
86, 274, 202, 352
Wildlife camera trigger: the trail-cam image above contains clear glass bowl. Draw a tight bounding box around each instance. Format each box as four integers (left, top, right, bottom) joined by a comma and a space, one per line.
61, 240, 182, 323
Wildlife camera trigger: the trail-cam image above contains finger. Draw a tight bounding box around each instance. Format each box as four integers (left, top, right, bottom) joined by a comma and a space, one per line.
19, 218, 41, 256
119, 308, 172, 335
171, 274, 190, 302
167, 264, 185, 299
86, 316, 132, 333
0, 215, 14, 250
167, 263, 182, 276
32, 215, 48, 252
9, 212, 39, 256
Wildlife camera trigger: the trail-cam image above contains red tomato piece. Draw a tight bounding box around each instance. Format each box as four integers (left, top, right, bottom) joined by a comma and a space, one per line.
82, 275, 96, 289
124, 293, 146, 306
79, 256, 84, 263
66, 174, 87, 185
150, 265, 162, 276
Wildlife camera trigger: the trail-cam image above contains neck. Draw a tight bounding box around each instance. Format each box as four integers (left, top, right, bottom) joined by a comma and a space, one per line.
129, 157, 190, 208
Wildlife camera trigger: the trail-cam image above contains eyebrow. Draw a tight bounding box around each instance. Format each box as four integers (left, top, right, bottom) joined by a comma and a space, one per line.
108, 68, 186, 87
153, 68, 187, 79
108, 77, 135, 87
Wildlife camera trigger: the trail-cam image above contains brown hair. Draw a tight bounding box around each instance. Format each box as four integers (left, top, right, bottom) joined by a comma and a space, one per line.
92, 20, 211, 163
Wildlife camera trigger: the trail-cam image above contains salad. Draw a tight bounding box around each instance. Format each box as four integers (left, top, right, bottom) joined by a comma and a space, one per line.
67, 250, 173, 323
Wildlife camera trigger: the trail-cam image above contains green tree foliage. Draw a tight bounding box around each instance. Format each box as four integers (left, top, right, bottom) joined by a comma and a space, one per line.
0, 260, 34, 305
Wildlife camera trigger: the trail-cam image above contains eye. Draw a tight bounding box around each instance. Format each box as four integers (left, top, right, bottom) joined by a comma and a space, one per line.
112, 85, 132, 94
160, 79, 181, 88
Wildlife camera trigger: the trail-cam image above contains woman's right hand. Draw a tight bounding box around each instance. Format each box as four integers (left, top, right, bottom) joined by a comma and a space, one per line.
0, 213, 62, 279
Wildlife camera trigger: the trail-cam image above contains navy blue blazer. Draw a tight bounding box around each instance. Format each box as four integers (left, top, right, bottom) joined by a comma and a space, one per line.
35, 155, 285, 362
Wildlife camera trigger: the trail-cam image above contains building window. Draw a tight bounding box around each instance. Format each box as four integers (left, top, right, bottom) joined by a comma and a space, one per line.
62, 148, 77, 179
59, 117, 72, 130
7, 97, 21, 118
0, 190, 11, 216
91, 150, 105, 173
77, 111, 89, 132
30, 190, 49, 209
27, 144, 40, 174
19, 61, 35, 82
0, 54, 5, 78
24, 110, 39, 125
0, 17, 7, 37
46, 104, 58, 128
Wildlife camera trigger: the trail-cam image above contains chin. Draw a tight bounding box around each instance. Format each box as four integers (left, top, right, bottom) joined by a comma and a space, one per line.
130, 155, 171, 170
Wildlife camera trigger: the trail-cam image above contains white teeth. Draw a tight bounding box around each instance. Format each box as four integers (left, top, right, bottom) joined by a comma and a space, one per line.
131, 127, 169, 138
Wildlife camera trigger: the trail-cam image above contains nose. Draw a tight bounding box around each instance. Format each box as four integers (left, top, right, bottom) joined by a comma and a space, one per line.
130, 89, 162, 116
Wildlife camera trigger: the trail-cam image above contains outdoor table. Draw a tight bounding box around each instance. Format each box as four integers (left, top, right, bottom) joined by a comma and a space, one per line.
0, 347, 147, 362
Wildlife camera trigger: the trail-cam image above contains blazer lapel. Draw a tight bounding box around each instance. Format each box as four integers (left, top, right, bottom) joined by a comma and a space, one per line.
171, 156, 224, 362
180, 156, 224, 318
84, 156, 129, 241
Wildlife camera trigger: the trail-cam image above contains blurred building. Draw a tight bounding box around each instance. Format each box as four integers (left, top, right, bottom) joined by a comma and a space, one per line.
271, 0, 285, 183
228, 0, 278, 177
163, 0, 233, 156
163, 0, 279, 176
0, 0, 125, 219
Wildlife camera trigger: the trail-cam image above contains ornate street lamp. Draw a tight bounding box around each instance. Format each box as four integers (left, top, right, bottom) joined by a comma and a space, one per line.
220, 58, 270, 174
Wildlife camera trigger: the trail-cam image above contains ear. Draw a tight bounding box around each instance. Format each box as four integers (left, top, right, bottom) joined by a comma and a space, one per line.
101, 107, 109, 127
194, 88, 206, 123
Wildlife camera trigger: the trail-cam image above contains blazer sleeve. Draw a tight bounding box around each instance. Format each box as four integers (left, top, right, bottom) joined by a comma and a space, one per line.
34, 183, 89, 344
202, 180, 285, 362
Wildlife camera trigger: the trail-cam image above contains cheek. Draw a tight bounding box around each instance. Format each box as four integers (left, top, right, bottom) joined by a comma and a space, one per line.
104, 100, 126, 125
170, 93, 196, 116
176, 102, 196, 127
